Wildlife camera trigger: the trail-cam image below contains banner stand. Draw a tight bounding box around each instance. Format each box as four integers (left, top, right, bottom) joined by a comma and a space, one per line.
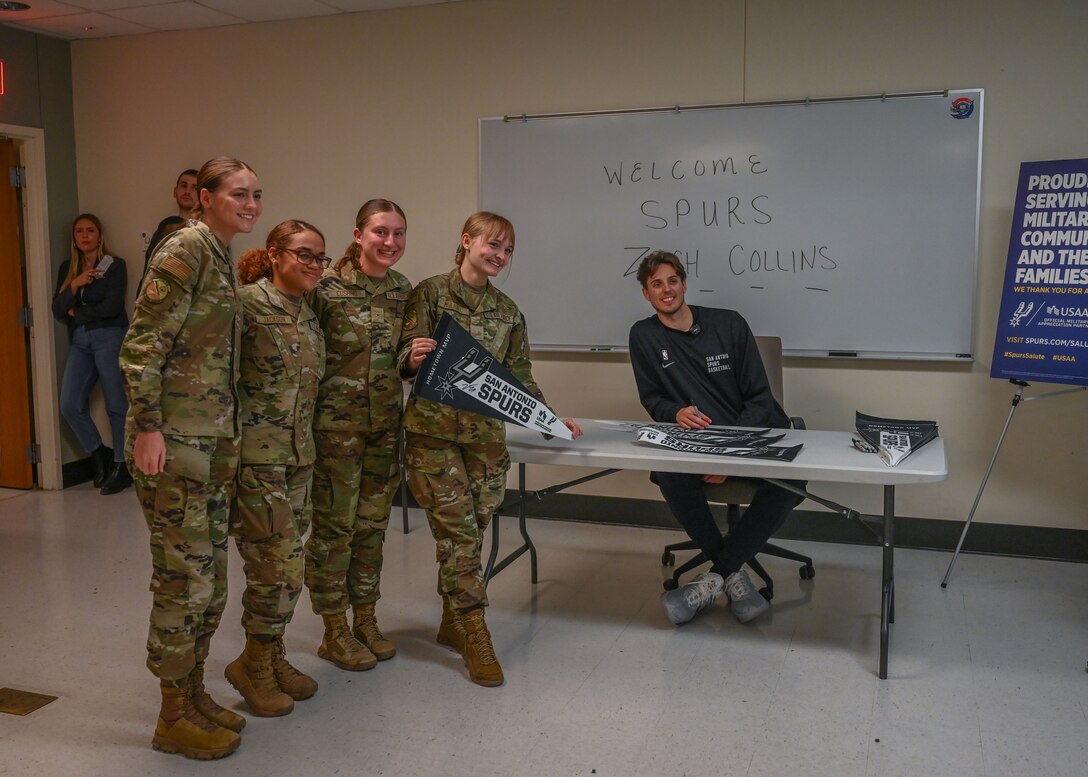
941, 379, 1086, 588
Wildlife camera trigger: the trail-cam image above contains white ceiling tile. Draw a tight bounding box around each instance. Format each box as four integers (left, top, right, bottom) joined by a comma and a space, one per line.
61, 1, 178, 10
198, 0, 340, 22
107, 1, 245, 30
0, 0, 85, 22
318, 0, 390, 10
0, 0, 466, 38
4, 11, 155, 39
319, 0, 426, 11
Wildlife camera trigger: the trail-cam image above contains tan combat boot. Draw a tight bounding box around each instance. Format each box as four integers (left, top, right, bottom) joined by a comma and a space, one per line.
318, 612, 377, 671
224, 636, 295, 717
352, 602, 396, 660
152, 680, 240, 760
460, 608, 504, 687
271, 636, 318, 701
436, 596, 466, 654
190, 660, 246, 732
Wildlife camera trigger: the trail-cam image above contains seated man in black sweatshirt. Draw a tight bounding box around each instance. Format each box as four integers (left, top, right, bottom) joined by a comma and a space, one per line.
628, 251, 804, 625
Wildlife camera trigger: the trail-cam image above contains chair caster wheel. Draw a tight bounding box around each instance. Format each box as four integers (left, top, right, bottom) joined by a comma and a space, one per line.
799, 565, 815, 580
759, 587, 773, 602
663, 578, 679, 591
661, 552, 675, 567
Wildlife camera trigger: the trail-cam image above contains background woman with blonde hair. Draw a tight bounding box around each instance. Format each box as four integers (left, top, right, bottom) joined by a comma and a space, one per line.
51, 213, 130, 494
305, 199, 412, 672
224, 220, 327, 718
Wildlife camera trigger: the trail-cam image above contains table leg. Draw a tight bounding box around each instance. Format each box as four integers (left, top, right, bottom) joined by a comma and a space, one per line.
484, 466, 619, 587
879, 485, 895, 679
484, 464, 537, 584
484, 505, 502, 583
400, 429, 410, 534
517, 463, 538, 584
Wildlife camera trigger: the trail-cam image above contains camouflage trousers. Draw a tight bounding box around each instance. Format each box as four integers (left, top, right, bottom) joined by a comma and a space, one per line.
230, 463, 313, 637
404, 432, 510, 611
131, 434, 239, 683
305, 428, 399, 614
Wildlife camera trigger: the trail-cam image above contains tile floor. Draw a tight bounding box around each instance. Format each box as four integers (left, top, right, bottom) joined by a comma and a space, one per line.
0, 484, 1085, 777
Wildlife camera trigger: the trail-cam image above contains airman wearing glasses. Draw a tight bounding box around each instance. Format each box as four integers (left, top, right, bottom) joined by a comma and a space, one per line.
304, 200, 412, 672
223, 220, 327, 718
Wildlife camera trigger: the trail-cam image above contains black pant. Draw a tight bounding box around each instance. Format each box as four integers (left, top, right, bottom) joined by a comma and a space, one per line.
652, 472, 806, 577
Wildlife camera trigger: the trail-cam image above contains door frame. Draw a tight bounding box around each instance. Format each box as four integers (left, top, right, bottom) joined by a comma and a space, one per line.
0, 123, 62, 490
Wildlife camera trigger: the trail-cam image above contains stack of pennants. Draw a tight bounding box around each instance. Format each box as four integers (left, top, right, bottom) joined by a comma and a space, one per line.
634, 424, 803, 461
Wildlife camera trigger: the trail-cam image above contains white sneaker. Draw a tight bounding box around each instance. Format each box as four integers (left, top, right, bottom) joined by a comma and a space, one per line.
661, 572, 725, 625
724, 570, 769, 623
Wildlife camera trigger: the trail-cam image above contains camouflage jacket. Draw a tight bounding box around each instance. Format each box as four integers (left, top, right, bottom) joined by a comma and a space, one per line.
397, 268, 545, 443
120, 221, 240, 437
238, 277, 325, 465
309, 262, 411, 432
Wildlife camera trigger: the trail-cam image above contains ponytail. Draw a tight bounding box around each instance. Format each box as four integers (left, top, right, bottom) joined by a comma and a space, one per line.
334, 241, 361, 273
237, 248, 273, 284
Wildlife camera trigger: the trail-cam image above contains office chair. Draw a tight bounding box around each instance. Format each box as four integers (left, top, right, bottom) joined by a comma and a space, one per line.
659, 335, 814, 600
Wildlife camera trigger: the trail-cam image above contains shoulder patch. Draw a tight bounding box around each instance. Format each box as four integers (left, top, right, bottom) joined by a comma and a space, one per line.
157, 255, 194, 282
404, 311, 417, 331
144, 278, 172, 303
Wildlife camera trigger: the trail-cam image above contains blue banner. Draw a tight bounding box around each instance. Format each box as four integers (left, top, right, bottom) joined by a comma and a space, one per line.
990, 158, 1088, 386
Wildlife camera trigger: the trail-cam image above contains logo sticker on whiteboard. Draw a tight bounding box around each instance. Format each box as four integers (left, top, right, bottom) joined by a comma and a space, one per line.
950, 97, 974, 120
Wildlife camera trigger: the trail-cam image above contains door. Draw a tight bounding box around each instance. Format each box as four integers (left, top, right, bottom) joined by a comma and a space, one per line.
0, 138, 35, 488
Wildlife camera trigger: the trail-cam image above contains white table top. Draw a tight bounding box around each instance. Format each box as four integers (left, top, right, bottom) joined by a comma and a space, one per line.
504, 419, 948, 486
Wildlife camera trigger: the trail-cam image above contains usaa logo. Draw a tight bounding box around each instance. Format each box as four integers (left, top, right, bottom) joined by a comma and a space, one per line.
950, 97, 974, 120
1047, 305, 1088, 318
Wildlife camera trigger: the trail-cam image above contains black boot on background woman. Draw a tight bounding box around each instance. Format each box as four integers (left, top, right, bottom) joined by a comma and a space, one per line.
100, 461, 133, 495
91, 444, 113, 487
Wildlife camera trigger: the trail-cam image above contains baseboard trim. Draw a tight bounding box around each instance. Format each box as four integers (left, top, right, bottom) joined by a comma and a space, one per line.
395, 491, 1088, 564
61, 458, 94, 489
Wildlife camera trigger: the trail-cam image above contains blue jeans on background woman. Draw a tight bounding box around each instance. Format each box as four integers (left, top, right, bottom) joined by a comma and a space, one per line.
59, 324, 128, 462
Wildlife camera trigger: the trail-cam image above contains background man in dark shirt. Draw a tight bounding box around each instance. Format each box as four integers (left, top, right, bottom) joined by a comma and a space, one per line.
144, 168, 198, 264
628, 251, 805, 626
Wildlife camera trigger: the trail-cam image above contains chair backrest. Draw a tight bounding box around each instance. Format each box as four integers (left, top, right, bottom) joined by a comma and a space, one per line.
753, 335, 784, 406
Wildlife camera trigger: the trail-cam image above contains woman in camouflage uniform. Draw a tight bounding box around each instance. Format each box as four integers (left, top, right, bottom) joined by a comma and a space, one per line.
304, 200, 412, 671
121, 156, 260, 760
398, 212, 582, 687
224, 221, 327, 718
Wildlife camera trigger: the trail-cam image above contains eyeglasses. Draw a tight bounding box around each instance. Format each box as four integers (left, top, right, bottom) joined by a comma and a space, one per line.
277, 246, 332, 267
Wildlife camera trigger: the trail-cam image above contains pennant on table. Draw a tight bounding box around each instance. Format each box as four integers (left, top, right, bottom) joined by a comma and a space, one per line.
413, 312, 572, 439
637, 424, 786, 448
636, 426, 802, 461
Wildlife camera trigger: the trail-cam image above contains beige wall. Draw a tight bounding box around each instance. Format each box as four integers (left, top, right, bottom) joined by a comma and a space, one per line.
69, 0, 1088, 529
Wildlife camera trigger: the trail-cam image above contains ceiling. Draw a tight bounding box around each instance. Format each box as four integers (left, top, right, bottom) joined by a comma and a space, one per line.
0, 0, 465, 40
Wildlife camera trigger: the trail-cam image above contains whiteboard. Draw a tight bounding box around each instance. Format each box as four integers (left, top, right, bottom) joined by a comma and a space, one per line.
480, 90, 983, 359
